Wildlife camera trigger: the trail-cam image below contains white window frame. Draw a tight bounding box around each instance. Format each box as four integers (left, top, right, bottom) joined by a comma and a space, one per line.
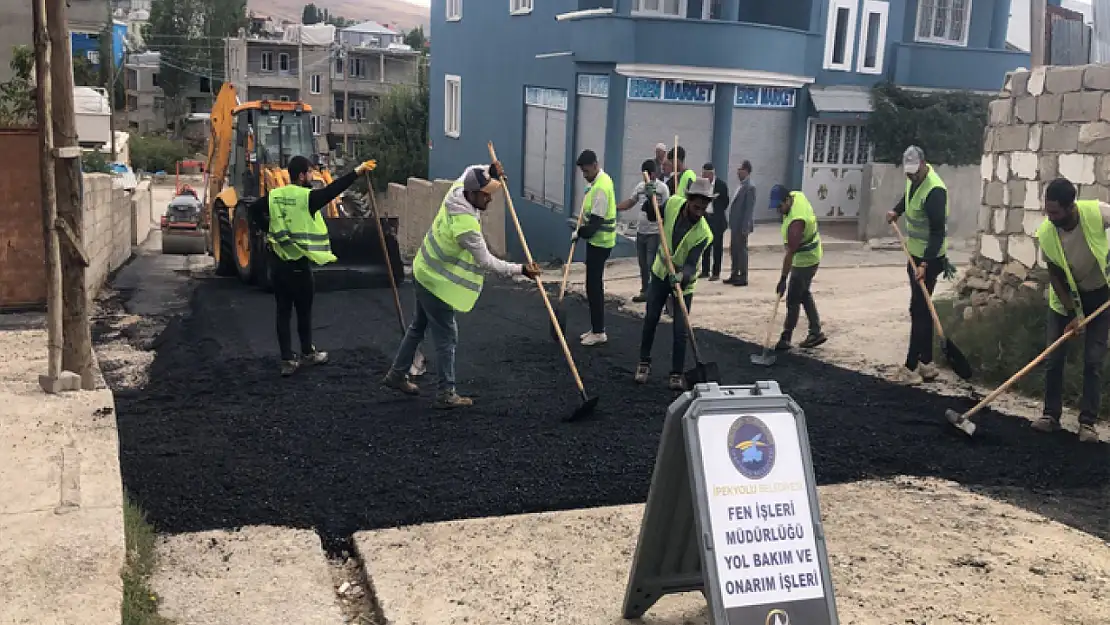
350, 57, 365, 78
446, 0, 462, 21
856, 0, 889, 74
310, 74, 322, 94
350, 100, 368, 122
444, 74, 461, 138
278, 52, 290, 73
311, 115, 322, 136
260, 51, 274, 72
632, 0, 687, 18
915, 0, 972, 47
510, 0, 533, 15
823, 0, 858, 72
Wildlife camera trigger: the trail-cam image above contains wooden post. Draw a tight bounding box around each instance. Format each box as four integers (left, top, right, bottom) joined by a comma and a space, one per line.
1032, 0, 1047, 67
48, 0, 96, 390
33, 0, 65, 392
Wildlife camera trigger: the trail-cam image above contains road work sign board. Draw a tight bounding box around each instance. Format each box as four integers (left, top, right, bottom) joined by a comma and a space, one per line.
623, 382, 839, 625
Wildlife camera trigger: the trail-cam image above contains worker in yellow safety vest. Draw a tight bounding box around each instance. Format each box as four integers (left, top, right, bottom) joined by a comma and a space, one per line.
885, 146, 953, 386
1030, 177, 1110, 444
572, 149, 618, 347
380, 163, 542, 409
248, 155, 378, 377
771, 184, 827, 352
668, 145, 698, 198
635, 177, 715, 391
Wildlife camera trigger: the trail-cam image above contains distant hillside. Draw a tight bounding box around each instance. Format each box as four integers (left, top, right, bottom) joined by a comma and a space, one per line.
247, 0, 430, 32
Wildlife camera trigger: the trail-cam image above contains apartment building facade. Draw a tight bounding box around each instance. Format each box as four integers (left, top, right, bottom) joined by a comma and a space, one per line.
429, 0, 1033, 262
0, 0, 117, 82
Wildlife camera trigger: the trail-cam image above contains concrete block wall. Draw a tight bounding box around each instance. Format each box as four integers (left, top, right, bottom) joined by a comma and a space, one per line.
376, 177, 507, 261
81, 174, 134, 301
859, 163, 982, 244
130, 180, 154, 247
967, 63, 1110, 314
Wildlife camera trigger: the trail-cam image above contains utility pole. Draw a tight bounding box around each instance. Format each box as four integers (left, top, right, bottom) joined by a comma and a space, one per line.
342, 44, 349, 155
49, 0, 96, 389
1032, 0, 1047, 67
106, 0, 117, 160
33, 0, 65, 393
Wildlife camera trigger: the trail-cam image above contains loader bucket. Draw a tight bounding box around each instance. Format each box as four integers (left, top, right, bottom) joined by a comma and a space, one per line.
315, 216, 406, 293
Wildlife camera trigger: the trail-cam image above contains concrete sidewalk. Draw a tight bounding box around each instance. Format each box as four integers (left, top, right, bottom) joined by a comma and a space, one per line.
0, 314, 125, 625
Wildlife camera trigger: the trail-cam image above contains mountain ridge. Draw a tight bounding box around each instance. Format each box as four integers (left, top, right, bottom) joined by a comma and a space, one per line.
246, 0, 430, 32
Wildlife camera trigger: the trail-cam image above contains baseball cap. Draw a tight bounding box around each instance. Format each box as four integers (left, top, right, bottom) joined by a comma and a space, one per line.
686, 177, 718, 200
464, 166, 502, 195
769, 184, 788, 208
902, 146, 924, 175
655, 142, 667, 151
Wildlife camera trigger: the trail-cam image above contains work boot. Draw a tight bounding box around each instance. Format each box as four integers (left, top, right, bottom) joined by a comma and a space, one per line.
1079, 424, 1100, 443
731, 278, 748, 287
634, 361, 651, 384
917, 362, 940, 382
709, 274, 720, 282
799, 333, 828, 349
698, 271, 710, 279
581, 332, 608, 347
1030, 415, 1060, 433
889, 366, 923, 386
632, 291, 647, 303
434, 390, 473, 410
774, 338, 793, 352
668, 373, 687, 391
381, 370, 420, 396
280, 359, 300, 377
301, 349, 329, 366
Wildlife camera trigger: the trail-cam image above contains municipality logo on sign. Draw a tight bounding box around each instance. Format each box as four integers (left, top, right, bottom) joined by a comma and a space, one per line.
728, 416, 776, 479
765, 608, 790, 625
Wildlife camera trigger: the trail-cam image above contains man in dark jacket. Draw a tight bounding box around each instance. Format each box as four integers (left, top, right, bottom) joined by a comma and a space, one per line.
699, 163, 730, 281
725, 160, 756, 286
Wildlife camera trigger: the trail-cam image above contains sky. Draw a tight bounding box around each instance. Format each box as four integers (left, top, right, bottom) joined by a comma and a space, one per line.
1007, 0, 1094, 51
401, 0, 430, 5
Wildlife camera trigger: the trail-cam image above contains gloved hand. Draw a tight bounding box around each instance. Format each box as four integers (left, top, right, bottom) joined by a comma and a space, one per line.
645, 184, 656, 200
355, 159, 377, 174
665, 273, 679, 288
489, 161, 504, 180
941, 257, 958, 281
570, 232, 579, 243
521, 262, 542, 279
775, 276, 787, 297
1066, 315, 1087, 336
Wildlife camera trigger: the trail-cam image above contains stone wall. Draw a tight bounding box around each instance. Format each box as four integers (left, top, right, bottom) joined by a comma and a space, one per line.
82, 174, 134, 301
376, 177, 507, 261
967, 63, 1110, 313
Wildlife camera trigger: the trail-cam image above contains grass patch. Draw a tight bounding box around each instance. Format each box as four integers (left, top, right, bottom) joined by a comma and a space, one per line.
935, 296, 1110, 413
122, 495, 172, 625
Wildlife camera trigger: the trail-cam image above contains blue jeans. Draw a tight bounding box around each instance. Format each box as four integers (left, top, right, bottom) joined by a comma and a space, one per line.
635, 233, 660, 294
390, 281, 458, 393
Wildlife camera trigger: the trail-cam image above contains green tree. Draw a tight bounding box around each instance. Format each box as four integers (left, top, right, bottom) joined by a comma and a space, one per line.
869, 83, 990, 166
72, 53, 99, 86
0, 45, 35, 127
145, 0, 246, 133
302, 3, 321, 24
357, 62, 429, 189
403, 26, 427, 51
130, 134, 191, 172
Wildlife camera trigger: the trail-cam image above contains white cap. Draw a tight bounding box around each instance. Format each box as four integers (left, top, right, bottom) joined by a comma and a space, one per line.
902, 145, 924, 175
655, 142, 667, 151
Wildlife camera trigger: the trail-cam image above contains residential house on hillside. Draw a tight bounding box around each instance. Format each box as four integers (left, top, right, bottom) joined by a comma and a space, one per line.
0, 0, 122, 82
123, 51, 213, 134
429, 0, 1031, 262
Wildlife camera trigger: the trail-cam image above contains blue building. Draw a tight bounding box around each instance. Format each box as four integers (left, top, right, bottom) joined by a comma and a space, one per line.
71, 20, 128, 72
428, 0, 1030, 262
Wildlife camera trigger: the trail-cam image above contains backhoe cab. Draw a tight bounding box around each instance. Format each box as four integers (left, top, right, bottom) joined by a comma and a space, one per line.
203, 86, 403, 291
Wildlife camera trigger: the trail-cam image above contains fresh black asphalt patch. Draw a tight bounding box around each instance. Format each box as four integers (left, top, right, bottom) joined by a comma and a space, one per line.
99, 277, 1109, 542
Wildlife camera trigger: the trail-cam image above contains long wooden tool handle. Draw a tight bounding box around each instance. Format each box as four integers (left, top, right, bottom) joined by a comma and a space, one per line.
891, 221, 948, 341
644, 170, 703, 363
366, 173, 407, 334
761, 296, 783, 351
962, 297, 1110, 420
558, 207, 588, 303
488, 141, 588, 396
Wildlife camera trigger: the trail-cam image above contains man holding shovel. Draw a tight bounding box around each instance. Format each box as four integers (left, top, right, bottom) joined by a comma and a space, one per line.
772, 185, 827, 352
1031, 177, 1110, 443
885, 146, 950, 385
635, 178, 715, 391
616, 159, 670, 303
380, 163, 543, 409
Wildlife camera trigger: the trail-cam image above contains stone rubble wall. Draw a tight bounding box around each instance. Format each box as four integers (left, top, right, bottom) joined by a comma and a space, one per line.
967, 63, 1110, 315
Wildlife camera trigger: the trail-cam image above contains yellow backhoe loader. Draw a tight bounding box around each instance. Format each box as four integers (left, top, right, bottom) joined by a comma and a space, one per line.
201, 84, 403, 291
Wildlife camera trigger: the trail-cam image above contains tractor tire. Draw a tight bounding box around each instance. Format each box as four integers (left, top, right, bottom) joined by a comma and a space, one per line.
213, 201, 237, 277
233, 204, 255, 285
253, 230, 273, 293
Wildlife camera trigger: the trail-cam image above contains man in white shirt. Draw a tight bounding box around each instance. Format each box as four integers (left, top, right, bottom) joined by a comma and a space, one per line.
617, 159, 670, 302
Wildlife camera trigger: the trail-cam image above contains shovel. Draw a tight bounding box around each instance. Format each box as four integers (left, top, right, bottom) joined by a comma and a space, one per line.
550, 207, 588, 342
890, 222, 972, 381
643, 172, 720, 387
366, 174, 427, 377
946, 297, 1110, 436
751, 295, 784, 367
489, 142, 599, 422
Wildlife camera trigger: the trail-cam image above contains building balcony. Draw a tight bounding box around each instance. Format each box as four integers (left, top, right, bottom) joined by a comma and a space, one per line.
563, 13, 816, 80
247, 73, 301, 90
337, 79, 396, 97
891, 42, 1029, 93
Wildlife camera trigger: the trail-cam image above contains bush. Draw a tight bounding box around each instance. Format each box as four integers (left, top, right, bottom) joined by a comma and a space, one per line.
935, 296, 1110, 413
82, 150, 111, 174
130, 135, 191, 174
869, 83, 992, 166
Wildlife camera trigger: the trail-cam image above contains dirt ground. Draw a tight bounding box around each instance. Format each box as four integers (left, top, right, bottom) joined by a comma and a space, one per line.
91, 218, 1110, 624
